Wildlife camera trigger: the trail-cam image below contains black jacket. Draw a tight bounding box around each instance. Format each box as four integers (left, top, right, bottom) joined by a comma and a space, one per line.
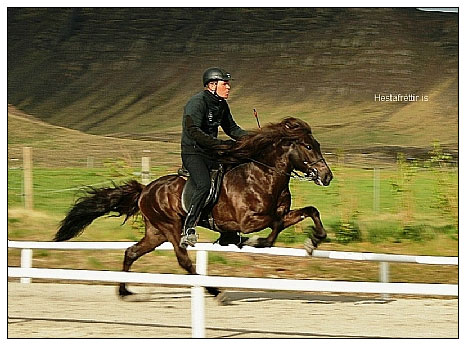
181, 90, 247, 155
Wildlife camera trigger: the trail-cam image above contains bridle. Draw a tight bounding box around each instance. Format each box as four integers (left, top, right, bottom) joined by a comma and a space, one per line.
244, 114, 327, 181
248, 156, 326, 182
234, 135, 327, 182
291, 157, 326, 182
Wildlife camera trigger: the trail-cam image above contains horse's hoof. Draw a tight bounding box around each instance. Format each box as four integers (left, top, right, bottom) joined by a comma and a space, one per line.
118, 285, 134, 297
252, 237, 271, 248
206, 286, 221, 297
242, 236, 257, 247
304, 238, 316, 255
242, 236, 272, 248
215, 233, 249, 247
237, 235, 249, 248
217, 291, 232, 306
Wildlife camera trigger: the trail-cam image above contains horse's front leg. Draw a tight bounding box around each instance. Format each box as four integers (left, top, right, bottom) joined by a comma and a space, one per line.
242, 206, 327, 249
282, 206, 327, 247
242, 220, 283, 248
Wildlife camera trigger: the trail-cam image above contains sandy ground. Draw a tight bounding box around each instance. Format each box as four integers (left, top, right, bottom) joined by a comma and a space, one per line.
8, 282, 458, 338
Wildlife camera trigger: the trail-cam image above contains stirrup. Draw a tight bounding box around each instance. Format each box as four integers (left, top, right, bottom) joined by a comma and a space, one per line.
180, 228, 198, 248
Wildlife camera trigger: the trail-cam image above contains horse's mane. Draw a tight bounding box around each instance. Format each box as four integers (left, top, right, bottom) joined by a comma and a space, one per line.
217, 117, 313, 164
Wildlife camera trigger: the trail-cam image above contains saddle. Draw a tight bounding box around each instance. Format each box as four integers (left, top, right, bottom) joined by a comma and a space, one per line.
177, 165, 249, 247
178, 164, 224, 230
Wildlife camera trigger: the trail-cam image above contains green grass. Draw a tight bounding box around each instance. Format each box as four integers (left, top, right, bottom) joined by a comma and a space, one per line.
8, 166, 174, 216
8, 163, 458, 248
286, 164, 458, 244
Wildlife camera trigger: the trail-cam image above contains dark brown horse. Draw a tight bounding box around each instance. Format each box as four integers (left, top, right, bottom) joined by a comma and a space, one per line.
54, 117, 333, 296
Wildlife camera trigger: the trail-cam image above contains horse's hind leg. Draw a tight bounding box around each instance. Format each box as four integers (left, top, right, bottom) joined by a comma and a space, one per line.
171, 243, 221, 297
119, 225, 167, 296
165, 223, 221, 297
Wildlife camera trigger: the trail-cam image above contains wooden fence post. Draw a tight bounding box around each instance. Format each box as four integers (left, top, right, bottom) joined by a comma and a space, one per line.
141, 156, 150, 185
87, 157, 94, 168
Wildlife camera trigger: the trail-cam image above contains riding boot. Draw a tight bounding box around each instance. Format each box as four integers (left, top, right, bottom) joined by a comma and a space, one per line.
180, 206, 200, 248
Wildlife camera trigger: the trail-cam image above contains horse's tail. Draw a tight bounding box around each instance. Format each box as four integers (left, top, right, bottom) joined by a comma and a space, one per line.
54, 180, 144, 242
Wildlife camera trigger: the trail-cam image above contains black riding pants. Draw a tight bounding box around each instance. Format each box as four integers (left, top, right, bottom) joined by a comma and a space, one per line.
181, 153, 218, 231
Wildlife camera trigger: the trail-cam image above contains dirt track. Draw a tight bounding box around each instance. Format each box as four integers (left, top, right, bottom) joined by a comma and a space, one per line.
8, 282, 458, 338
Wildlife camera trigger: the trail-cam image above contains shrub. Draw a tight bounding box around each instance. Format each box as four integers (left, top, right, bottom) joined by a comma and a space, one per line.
332, 219, 361, 244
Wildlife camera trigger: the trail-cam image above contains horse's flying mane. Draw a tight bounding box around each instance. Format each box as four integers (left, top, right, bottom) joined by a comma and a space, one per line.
217, 117, 313, 164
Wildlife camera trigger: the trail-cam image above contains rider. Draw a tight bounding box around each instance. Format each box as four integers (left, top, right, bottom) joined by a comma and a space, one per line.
180, 67, 248, 248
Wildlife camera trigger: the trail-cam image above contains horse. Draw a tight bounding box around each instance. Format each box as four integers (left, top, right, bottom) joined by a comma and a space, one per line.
54, 117, 333, 297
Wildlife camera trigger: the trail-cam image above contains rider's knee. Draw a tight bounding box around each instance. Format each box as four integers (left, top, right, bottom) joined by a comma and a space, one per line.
196, 182, 211, 196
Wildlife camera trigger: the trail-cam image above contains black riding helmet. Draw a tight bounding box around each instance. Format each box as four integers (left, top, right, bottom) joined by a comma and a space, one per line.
202, 67, 232, 86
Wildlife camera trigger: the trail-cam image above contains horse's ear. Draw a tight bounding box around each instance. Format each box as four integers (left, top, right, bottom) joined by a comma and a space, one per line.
284, 118, 294, 130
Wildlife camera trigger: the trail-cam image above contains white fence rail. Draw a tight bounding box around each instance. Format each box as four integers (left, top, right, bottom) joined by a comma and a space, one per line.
8, 240, 459, 263
8, 240, 458, 285
7, 266, 458, 296
8, 240, 458, 338
8, 240, 458, 283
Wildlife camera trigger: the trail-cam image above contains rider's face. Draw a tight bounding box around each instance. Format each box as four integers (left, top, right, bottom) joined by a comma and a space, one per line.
215, 80, 231, 99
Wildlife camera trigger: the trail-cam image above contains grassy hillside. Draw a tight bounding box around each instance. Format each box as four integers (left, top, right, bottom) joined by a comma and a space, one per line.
7, 8, 458, 158
7, 105, 180, 168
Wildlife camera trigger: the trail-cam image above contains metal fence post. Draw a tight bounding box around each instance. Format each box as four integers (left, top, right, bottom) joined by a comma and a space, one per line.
20, 249, 33, 284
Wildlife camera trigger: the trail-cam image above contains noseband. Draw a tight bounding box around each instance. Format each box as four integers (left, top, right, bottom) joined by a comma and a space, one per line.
304, 157, 325, 167
292, 157, 326, 182
244, 137, 327, 181
248, 156, 326, 182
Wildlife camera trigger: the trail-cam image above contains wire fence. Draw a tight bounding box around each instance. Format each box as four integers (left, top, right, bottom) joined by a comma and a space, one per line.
7, 146, 459, 244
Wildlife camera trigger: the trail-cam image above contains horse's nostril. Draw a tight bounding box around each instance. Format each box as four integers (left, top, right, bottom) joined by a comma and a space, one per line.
325, 173, 333, 185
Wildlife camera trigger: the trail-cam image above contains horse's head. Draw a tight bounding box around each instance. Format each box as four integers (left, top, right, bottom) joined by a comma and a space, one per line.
218, 117, 333, 186
282, 118, 333, 186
